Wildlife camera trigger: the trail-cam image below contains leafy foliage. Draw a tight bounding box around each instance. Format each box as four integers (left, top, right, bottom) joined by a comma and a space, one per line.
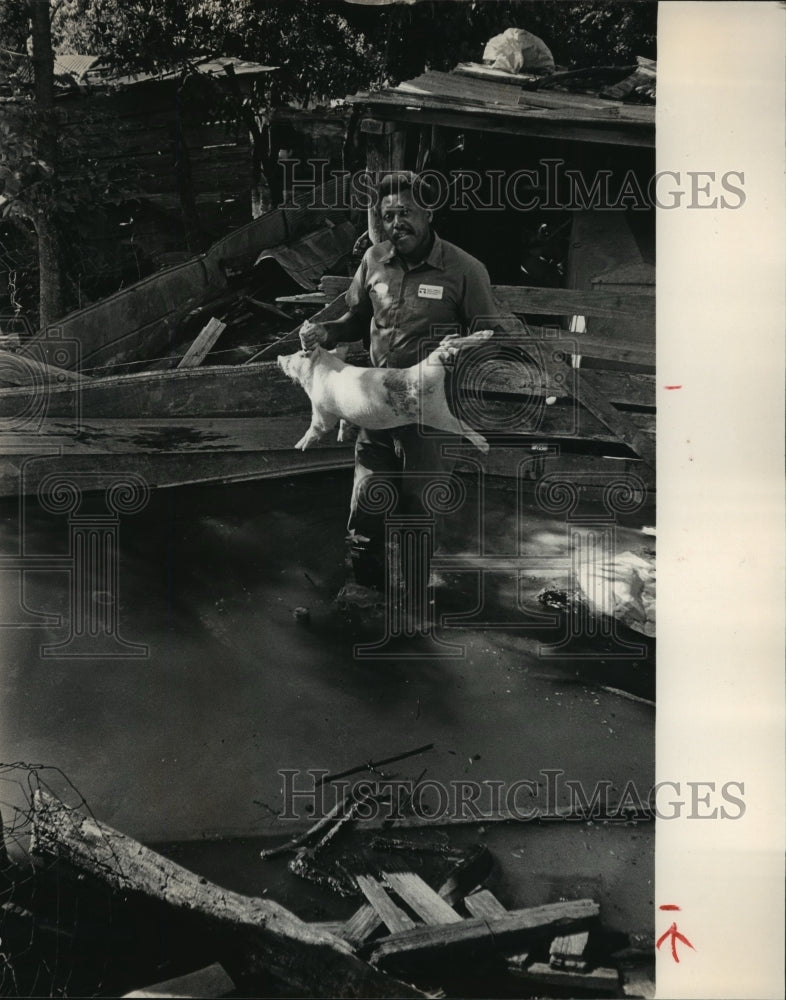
53, 1, 656, 105
1, 0, 656, 324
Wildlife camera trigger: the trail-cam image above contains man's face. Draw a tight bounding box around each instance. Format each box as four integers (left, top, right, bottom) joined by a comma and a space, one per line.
381, 189, 432, 261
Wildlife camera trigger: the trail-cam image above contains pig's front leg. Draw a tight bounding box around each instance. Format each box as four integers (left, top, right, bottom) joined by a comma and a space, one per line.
294, 408, 338, 450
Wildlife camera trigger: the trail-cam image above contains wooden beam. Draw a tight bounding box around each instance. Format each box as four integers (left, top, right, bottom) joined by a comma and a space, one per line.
368, 899, 599, 970
178, 317, 227, 369
30, 791, 425, 999
381, 872, 462, 925
353, 102, 654, 149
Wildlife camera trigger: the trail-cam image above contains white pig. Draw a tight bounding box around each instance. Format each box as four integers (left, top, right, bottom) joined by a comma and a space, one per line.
277, 330, 494, 453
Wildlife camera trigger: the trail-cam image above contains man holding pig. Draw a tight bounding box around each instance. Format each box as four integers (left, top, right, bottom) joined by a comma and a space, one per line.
299, 172, 502, 607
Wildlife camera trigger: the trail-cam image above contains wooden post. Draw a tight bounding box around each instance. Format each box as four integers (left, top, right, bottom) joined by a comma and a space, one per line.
364, 132, 387, 245
30, 790, 424, 999
361, 120, 407, 245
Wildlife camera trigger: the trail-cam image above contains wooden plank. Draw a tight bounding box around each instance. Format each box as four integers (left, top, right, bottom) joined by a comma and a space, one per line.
463, 889, 507, 920
355, 875, 417, 935
121, 962, 236, 998
244, 296, 293, 321
276, 292, 329, 306
382, 872, 462, 925
550, 930, 589, 957
511, 961, 619, 993
0, 448, 356, 501
572, 370, 655, 468
0, 405, 653, 455
178, 318, 228, 369
368, 899, 599, 970
567, 335, 654, 369
0, 415, 350, 455
494, 285, 654, 319
342, 904, 384, 950
550, 930, 590, 969
352, 98, 654, 149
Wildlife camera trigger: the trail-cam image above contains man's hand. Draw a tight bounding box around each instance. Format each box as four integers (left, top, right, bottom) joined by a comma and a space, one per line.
300, 319, 329, 352
437, 330, 495, 362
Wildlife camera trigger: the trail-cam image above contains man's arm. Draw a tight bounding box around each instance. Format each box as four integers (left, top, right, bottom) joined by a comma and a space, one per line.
300, 251, 373, 351
300, 310, 368, 351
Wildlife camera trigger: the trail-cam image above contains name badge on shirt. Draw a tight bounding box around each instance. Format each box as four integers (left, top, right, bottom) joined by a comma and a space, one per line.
417, 283, 444, 300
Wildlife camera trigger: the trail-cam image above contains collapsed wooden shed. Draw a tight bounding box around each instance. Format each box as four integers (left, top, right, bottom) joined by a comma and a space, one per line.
344, 65, 656, 490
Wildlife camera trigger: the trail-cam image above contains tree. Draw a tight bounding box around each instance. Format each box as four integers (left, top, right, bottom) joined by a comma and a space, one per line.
1, 0, 657, 327
0, 0, 66, 327
0, 0, 141, 327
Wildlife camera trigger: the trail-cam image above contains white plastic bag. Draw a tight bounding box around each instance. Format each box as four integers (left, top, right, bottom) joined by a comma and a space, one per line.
482, 27, 555, 76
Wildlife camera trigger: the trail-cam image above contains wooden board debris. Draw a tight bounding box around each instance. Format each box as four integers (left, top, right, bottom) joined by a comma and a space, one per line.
356, 874, 418, 935
463, 889, 507, 920
341, 846, 492, 950
368, 899, 599, 970
30, 790, 425, 999
550, 930, 590, 969
177, 317, 227, 369
381, 872, 462, 926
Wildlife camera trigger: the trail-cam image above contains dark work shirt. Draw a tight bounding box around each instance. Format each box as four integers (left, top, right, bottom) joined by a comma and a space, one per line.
345, 233, 501, 368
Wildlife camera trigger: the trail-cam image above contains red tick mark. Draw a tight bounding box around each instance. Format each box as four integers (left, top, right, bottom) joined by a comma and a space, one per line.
659, 904, 681, 911
664, 385, 682, 390
657, 922, 695, 963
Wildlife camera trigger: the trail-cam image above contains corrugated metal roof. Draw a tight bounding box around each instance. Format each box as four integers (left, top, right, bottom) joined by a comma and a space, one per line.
112, 56, 278, 89
255, 220, 357, 289
54, 53, 101, 81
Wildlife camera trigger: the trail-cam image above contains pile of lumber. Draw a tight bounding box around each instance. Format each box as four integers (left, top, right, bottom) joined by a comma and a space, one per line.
19, 791, 654, 998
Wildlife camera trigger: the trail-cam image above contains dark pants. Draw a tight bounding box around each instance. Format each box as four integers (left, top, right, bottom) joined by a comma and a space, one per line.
347, 425, 457, 591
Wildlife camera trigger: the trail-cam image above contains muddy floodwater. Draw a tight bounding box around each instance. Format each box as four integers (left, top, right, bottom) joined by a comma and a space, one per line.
0, 470, 654, 939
